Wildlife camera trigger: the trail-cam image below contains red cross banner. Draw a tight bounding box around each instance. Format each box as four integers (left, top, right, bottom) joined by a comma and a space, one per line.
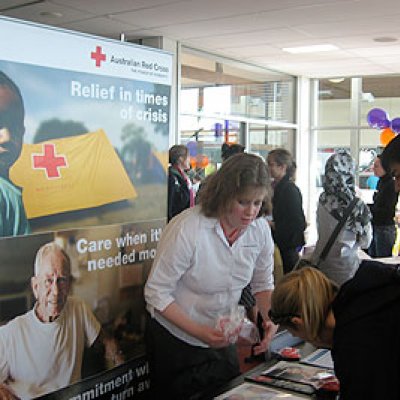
91, 45, 106, 67
10, 129, 137, 218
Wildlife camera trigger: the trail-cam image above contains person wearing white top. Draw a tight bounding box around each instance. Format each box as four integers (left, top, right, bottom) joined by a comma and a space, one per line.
0, 242, 121, 400
145, 153, 277, 399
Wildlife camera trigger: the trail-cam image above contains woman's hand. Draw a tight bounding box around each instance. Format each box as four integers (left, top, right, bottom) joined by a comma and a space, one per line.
252, 319, 278, 355
196, 325, 230, 348
0, 384, 18, 400
161, 303, 232, 348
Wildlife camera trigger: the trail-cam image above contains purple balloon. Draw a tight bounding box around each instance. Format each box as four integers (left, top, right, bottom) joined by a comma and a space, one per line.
391, 118, 400, 134
186, 141, 197, 157
367, 108, 388, 129
214, 122, 223, 138
382, 118, 391, 129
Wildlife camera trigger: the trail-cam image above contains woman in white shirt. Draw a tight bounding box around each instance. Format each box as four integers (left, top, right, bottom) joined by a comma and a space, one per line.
312, 150, 372, 286
145, 153, 277, 399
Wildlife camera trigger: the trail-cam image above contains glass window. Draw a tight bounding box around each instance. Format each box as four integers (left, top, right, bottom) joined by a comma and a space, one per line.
180, 116, 241, 177
181, 48, 296, 123
180, 88, 200, 114
179, 48, 298, 180
315, 130, 351, 188
180, 117, 240, 145
203, 86, 231, 114
249, 124, 294, 159
358, 129, 382, 202
310, 75, 400, 243
313, 129, 374, 204
361, 75, 400, 122
317, 78, 351, 126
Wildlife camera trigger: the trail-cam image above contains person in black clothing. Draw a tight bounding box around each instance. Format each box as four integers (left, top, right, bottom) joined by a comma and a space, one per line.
167, 144, 193, 222
267, 149, 306, 273
381, 133, 400, 192
221, 143, 245, 162
368, 155, 399, 258
269, 261, 400, 400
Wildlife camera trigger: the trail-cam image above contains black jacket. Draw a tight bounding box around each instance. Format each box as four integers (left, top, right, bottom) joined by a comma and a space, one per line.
272, 174, 306, 250
168, 167, 190, 222
332, 260, 400, 400
370, 174, 399, 226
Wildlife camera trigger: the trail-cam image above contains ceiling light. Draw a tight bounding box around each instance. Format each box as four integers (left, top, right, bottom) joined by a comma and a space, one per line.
373, 36, 397, 43
282, 44, 339, 54
362, 92, 375, 102
328, 78, 345, 83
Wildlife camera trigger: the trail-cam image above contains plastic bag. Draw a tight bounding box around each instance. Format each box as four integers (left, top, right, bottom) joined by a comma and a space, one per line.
215, 305, 245, 344
238, 317, 261, 344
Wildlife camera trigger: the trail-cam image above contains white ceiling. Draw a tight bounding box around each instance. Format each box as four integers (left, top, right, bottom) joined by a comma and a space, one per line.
2, 0, 400, 78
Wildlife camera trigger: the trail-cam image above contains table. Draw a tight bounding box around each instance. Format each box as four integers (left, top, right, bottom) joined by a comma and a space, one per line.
205, 331, 334, 400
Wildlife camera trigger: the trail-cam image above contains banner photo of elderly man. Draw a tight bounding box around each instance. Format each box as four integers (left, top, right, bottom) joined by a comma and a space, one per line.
0, 219, 163, 399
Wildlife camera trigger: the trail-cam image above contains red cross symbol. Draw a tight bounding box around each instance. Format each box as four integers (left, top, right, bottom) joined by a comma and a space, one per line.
32, 143, 68, 179
91, 46, 106, 67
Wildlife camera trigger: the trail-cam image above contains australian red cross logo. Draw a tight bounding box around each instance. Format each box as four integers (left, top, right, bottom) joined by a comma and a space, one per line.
32, 143, 68, 179
91, 45, 106, 67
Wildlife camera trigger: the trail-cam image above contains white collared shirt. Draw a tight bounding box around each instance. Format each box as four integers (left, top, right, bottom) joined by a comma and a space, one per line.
145, 206, 274, 347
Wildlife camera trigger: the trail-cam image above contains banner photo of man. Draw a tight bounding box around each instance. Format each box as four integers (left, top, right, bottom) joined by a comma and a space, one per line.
0, 17, 172, 238
0, 219, 163, 399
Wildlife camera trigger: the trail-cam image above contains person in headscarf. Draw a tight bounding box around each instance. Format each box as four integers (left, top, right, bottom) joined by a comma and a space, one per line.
311, 149, 372, 286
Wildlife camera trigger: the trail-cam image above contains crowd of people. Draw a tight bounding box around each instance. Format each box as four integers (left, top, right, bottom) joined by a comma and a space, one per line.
146, 141, 400, 399
1, 50, 398, 400
2, 128, 397, 399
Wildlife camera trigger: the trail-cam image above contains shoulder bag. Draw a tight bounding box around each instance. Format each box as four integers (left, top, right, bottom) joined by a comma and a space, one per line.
295, 197, 359, 270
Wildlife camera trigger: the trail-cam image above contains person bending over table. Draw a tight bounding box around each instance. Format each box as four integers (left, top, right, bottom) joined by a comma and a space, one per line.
269, 260, 400, 400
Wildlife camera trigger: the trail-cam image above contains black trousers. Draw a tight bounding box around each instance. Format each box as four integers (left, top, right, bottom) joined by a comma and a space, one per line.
145, 313, 240, 400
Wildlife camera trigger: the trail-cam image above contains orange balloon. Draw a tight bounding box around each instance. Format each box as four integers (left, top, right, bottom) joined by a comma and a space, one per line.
380, 128, 396, 146
190, 156, 197, 169
196, 154, 209, 168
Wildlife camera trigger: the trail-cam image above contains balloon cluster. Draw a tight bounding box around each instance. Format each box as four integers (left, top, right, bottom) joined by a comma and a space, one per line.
367, 108, 400, 146
186, 141, 209, 169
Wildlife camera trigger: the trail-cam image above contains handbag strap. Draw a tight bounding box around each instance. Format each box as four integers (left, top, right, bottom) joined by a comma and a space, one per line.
317, 197, 359, 264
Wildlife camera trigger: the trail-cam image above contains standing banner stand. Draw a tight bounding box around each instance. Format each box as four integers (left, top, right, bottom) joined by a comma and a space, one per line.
0, 16, 172, 399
